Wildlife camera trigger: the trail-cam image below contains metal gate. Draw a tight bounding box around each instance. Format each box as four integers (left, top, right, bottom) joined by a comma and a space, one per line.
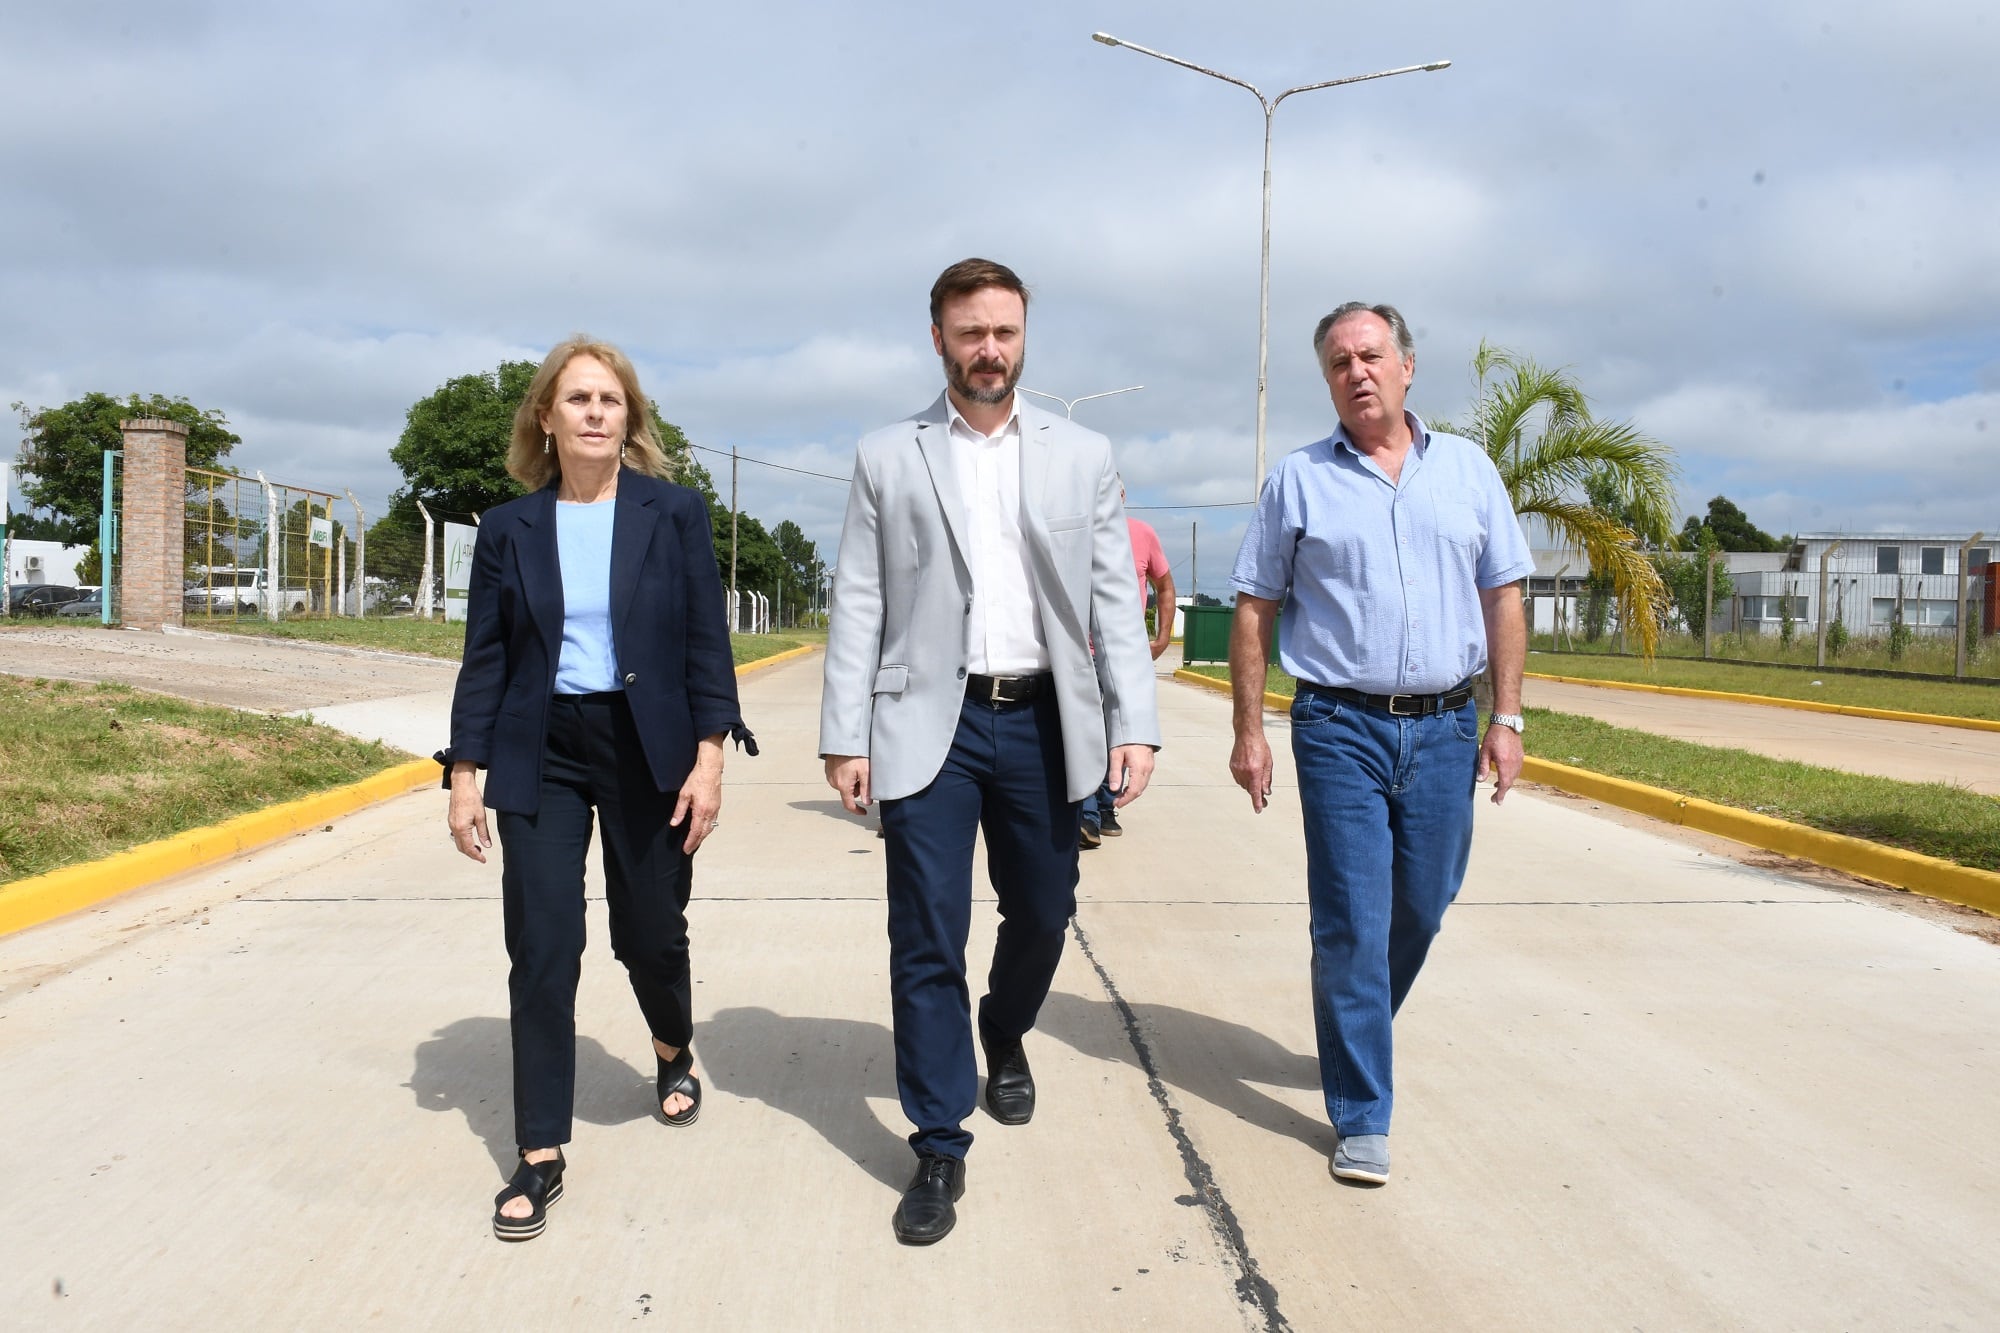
183, 468, 345, 620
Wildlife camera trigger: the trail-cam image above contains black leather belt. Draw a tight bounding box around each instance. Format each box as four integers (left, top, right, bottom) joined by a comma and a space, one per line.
966, 672, 1049, 704
1300, 680, 1474, 717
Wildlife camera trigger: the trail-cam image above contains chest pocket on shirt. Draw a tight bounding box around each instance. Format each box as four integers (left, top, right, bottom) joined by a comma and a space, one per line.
1432, 492, 1483, 548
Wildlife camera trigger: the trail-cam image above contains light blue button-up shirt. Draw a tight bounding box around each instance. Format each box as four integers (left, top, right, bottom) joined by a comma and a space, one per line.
1230, 413, 1534, 695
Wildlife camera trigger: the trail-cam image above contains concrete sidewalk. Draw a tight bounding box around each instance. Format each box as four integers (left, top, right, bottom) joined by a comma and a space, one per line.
3, 652, 1997, 1329
1524, 674, 2000, 795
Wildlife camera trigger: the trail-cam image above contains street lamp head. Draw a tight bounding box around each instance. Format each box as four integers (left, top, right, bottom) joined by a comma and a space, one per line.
1091, 32, 1122, 47
1422, 60, 1452, 71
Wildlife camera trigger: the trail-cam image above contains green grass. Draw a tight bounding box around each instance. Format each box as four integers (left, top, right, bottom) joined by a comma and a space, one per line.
0, 676, 404, 884
189, 613, 469, 659
1533, 628, 2000, 680
186, 613, 811, 669
1529, 709, 2000, 872
1523, 651, 2000, 722
1179, 662, 2000, 872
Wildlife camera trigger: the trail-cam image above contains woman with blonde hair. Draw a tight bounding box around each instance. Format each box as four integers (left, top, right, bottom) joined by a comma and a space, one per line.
438, 336, 752, 1241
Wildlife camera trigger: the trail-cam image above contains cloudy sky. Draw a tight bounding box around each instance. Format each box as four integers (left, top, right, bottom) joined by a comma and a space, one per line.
4, 0, 1995, 585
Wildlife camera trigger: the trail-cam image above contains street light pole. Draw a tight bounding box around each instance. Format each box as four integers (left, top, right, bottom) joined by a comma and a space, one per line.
1091, 32, 1449, 497
1017, 385, 1144, 420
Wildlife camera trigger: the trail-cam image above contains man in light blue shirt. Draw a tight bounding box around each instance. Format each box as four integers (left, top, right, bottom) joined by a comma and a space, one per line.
1228, 302, 1532, 1187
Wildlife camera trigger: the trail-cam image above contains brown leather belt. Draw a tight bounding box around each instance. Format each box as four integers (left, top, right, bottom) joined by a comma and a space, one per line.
1300, 680, 1474, 717
966, 672, 1050, 704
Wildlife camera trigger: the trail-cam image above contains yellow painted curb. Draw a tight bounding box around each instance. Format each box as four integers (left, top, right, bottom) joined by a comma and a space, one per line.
1174, 667, 1290, 712
736, 643, 818, 676
1525, 672, 2000, 734
1521, 757, 2000, 918
0, 759, 438, 938
1, 647, 823, 938
1171, 667, 1998, 918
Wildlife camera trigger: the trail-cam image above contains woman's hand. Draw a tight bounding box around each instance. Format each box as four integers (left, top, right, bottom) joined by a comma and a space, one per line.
672, 734, 727, 854
447, 761, 492, 863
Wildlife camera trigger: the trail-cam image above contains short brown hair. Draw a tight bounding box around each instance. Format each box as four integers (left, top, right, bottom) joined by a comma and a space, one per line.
929, 257, 1030, 327
506, 336, 677, 490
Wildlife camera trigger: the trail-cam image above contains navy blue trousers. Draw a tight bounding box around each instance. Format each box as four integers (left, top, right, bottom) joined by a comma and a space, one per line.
495, 692, 695, 1150
879, 689, 1081, 1159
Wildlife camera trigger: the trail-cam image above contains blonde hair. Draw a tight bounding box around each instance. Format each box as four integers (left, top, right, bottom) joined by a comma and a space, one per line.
506, 336, 676, 489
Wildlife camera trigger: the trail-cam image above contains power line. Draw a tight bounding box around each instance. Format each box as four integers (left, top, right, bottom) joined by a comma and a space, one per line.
689, 443, 851, 485
1127, 501, 1256, 511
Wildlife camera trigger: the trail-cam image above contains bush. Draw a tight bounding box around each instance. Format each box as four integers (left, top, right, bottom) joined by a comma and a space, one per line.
1826, 618, 1849, 658
1888, 618, 1913, 661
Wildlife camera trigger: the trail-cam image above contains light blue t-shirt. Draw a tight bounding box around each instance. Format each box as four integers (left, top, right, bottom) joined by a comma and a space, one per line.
1230, 414, 1534, 695
554, 498, 620, 694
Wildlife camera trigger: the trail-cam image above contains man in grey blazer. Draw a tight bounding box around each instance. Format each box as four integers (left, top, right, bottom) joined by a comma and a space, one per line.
821, 257, 1162, 1245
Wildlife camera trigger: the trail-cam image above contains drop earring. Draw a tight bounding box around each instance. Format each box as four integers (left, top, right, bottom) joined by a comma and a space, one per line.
620, 441, 628, 463
543, 433, 552, 455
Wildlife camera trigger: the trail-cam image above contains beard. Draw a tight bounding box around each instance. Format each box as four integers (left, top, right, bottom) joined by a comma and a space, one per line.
943, 347, 1024, 406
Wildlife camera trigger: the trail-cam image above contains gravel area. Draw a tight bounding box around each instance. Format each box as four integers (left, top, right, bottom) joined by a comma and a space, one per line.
0, 625, 457, 712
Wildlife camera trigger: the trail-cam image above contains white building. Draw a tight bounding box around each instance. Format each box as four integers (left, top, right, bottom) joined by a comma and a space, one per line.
5, 539, 90, 587
1731, 533, 1993, 637
1526, 532, 1995, 639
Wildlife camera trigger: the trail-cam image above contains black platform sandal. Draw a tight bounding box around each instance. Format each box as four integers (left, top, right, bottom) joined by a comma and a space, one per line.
492, 1149, 565, 1242
656, 1047, 702, 1127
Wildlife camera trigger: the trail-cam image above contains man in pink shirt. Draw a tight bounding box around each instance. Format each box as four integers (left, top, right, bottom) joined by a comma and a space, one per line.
1085, 485, 1175, 844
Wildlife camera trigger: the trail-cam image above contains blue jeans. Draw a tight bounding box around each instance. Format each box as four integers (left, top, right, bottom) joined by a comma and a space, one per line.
1290, 684, 1479, 1137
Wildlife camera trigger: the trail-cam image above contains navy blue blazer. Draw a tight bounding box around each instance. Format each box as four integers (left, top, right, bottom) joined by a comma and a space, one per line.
442, 469, 749, 816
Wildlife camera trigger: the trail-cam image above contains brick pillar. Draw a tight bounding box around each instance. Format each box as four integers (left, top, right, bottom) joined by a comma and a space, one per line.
118, 418, 189, 631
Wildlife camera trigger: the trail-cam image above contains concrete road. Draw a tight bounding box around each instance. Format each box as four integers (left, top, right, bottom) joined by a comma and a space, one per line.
3, 649, 1998, 1329
1524, 674, 2000, 795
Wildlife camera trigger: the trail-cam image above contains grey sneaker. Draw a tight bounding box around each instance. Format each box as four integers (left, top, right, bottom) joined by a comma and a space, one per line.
1331, 1135, 1390, 1185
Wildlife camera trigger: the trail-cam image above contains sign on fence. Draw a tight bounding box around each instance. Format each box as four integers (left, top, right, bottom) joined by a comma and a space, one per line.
443, 522, 477, 624
309, 516, 333, 548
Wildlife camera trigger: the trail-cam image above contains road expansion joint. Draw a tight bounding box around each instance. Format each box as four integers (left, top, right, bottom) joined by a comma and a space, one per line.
1068, 913, 1291, 1333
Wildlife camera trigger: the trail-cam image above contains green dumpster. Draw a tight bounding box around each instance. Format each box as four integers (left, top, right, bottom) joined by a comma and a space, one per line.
1179, 603, 1279, 666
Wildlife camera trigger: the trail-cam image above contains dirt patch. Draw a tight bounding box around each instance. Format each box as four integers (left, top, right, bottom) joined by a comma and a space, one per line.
0, 625, 457, 712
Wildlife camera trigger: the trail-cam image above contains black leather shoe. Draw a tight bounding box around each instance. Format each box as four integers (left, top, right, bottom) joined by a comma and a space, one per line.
892, 1153, 966, 1245
982, 1031, 1036, 1125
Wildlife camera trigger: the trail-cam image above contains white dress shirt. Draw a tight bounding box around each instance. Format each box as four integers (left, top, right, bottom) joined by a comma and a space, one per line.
948, 395, 1049, 674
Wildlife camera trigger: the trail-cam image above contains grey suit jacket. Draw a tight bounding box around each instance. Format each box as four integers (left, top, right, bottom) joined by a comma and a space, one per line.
818, 392, 1162, 802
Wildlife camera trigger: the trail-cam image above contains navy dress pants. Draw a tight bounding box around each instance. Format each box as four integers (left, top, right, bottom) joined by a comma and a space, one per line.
879, 688, 1081, 1160
494, 692, 695, 1150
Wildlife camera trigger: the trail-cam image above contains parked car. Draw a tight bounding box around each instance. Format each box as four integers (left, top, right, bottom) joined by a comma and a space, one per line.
58, 588, 106, 619
6, 583, 84, 616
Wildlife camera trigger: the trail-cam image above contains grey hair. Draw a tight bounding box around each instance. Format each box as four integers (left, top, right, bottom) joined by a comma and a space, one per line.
1312, 302, 1415, 363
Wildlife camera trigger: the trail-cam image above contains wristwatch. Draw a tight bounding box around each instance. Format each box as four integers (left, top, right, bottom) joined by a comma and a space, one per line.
1488, 713, 1525, 736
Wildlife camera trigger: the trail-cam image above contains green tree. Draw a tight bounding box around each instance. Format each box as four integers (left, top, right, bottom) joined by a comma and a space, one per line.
1437, 342, 1679, 656
772, 519, 821, 626
1679, 495, 1784, 553
13, 393, 240, 544
5, 511, 70, 541
1656, 526, 1734, 637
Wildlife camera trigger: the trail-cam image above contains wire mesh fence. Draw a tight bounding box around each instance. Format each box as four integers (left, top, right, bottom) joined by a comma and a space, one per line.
183, 468, 352, 622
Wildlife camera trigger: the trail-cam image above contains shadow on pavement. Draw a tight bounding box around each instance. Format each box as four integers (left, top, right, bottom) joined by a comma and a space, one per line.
786, 798, 875, 829
407, 1016, 654, 1173
1036, 992, 1332, 1152
700, 1005, 910, 1189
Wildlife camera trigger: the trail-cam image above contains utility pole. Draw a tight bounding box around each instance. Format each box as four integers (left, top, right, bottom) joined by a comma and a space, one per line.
1815, 540, 1843, 667
729, 447, 739, 632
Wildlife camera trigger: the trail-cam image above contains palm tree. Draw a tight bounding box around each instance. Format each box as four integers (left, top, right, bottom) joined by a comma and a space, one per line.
1433, 341, 1678, 658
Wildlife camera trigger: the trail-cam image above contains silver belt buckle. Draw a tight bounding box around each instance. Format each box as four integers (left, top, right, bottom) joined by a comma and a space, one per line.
989, 675, 1008, 703
1388, 693, 1420, 717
